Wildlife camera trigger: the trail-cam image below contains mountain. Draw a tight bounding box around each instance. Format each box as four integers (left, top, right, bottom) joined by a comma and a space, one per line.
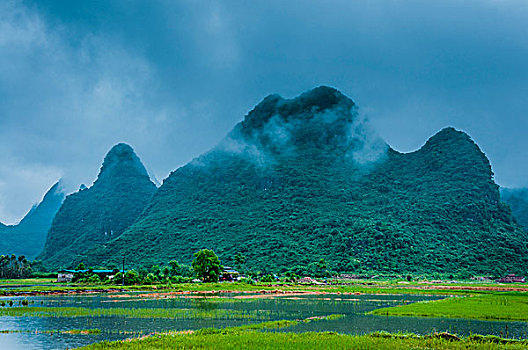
38, 143, 157, 268
501, 188, 528, 231
85, 87, 527, 276
0, 181, 65, 259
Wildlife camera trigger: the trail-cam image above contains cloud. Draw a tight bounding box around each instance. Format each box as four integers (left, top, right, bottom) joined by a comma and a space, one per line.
0, 154, 62, 224
0, 0, 171, 221
201, 3, 240, 67
1, 0, 528, 222
212, 98, 388, 170
345, 112, 388, 165
214, 127, 268, 167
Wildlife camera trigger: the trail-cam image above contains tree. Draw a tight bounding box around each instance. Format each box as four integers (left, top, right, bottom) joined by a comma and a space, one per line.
0, 254, 32, 279
138, 267, 149, 280
261, 274, 274, 282
169, 260, 181, 276
124, 270, 140, 285
0, 255, 6, 278
113, 272, 123, 285
192, 249, 223, 282
234, 252, 246, 272
150, 265, 161, 278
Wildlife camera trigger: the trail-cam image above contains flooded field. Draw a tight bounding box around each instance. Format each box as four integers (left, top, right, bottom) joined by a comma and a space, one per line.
0, 291, 527, 349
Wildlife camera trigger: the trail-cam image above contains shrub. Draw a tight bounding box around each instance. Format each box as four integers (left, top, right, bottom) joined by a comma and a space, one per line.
260, 274, 275, 283
124, 270, 140, 285
239, 277, 255, 285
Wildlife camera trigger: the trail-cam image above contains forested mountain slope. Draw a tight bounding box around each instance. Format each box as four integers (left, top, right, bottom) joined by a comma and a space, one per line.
39, 144, 157, 269
84, 87, 527, 275
0, 181, 65, 259
501, 188, 528, 231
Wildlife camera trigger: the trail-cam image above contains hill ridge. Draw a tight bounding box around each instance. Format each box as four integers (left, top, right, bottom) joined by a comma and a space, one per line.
45, 88, 528, 276
38, 143, 157, 268
0, 181, 65, 259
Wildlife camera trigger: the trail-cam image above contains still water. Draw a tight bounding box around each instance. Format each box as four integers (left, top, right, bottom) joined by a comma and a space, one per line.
0, 292, 526, 349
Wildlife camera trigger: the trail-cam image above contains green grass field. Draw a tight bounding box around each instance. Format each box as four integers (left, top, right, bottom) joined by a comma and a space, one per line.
371, 293, 528, 321
78, 328, 528, 350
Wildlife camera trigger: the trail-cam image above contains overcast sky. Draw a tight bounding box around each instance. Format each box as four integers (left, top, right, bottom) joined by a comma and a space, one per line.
1, 0, 527, 224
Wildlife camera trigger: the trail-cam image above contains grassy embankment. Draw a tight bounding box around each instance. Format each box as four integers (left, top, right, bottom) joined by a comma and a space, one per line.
79, 327, 528, 350
372, 293, 528, 321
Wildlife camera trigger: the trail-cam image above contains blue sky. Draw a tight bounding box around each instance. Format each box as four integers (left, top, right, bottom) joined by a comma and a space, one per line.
1, 0, 527, 223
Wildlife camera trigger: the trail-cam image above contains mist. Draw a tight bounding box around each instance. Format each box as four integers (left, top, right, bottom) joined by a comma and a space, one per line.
1, 0, 527, 223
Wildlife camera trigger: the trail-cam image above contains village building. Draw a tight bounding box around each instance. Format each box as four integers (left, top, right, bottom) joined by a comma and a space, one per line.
57, 269, 126, 283
57, 270, 74, 283
220, 267, 240, 281
496, 274, 526, 283
299, 276, 323, 284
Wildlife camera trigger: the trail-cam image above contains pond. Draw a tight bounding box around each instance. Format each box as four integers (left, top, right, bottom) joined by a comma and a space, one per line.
0, 291, 527, 349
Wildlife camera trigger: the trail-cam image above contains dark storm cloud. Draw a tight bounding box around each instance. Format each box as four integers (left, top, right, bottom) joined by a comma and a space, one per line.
0, 0, 527, 223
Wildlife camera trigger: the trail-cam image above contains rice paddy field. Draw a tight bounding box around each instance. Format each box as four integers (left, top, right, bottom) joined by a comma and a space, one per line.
1, 280, 528, 349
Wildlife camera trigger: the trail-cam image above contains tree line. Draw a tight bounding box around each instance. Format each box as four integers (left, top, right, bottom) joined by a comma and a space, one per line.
0, 254, 31, 279
70, 249, 333, 285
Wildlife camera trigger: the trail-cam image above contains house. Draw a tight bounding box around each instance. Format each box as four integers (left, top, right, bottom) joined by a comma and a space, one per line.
57, 269, 126, 283
220, 267, 240, 281
57, 271, 75, 282
299, 277, 322, 284
496, 274, 526, 283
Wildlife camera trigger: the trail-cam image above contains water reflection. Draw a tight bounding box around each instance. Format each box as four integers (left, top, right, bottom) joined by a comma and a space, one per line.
0, 292, 527, 350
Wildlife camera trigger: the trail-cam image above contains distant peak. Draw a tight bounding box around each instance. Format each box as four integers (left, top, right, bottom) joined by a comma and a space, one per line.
436, 126, 464, 136
102, 143, 138, 167
241, 86, 355, 133
106, 143, 136, 158
441, 126, 457, 132
97, 143, 150, 181
279, 85, 354, 115
416, 126, 492, 176
294, 85, 350, 111
43, 180, 66, 201
426, 127, 473, 147
49, 179, 66, 194
216, 86, 386, 163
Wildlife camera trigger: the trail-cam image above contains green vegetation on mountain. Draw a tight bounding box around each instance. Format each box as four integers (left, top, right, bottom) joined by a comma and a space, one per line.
39, 144, 157, 269
501, 188, 528, 231
0, 181, 65, 259
78, 87, 527, 276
